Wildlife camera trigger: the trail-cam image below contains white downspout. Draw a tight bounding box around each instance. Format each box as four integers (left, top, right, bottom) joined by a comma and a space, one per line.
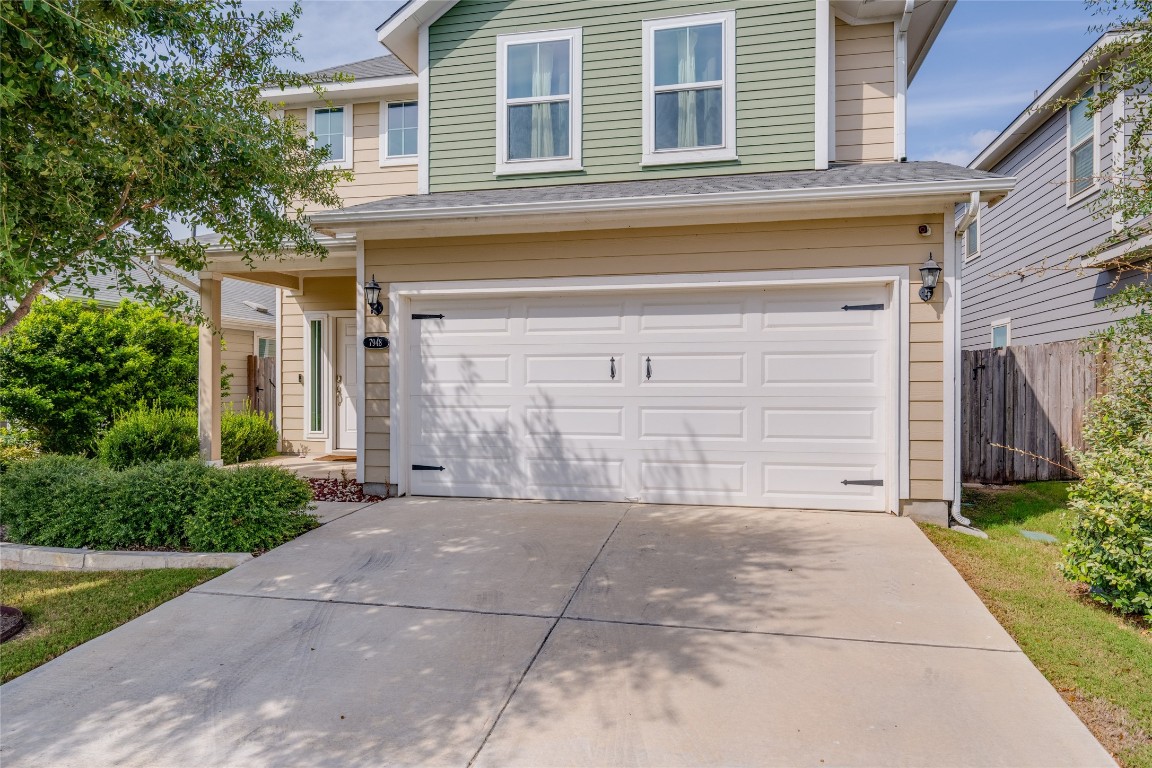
894, 0, 914, 162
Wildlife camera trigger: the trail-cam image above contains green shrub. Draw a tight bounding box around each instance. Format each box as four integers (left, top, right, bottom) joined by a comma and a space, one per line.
1063, 286, 1152, 620
0, 456, 316, 553
220, 408, 279, 465
0, 455, 110, 547
185, 465, 316, 552
99, 460, 212, 549
0, 299, 200, 455
0, 425, 42, 471
97, 405, 279, 469
98, 406, 199, 470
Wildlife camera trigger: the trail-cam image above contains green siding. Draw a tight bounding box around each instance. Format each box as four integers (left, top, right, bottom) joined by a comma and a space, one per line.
428, 0, 817, 191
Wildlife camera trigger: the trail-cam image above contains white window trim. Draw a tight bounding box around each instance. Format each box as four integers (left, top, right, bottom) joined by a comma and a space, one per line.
963, 205, 981, 262
303, 312, 331, 440
641, 10, 737, 167
990, 317, 1012, 349
494, 27, 583, 176
1066, 86, 1101, 205
380, 99, 419, 167
307, 106, 354, 170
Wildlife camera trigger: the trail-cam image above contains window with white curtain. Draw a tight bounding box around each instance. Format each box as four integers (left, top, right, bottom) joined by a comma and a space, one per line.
1068, 88, 1097, 200
496, 28, 582, 174
643, 11, 736, 165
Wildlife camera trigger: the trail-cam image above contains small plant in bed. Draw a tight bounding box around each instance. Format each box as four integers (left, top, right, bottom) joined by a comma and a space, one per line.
0, 456, 318, 553
308, 470, 384, 503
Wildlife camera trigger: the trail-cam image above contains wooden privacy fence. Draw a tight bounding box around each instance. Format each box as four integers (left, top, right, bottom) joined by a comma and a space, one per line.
961, 340, 1101, 484
246, 355, 276, 421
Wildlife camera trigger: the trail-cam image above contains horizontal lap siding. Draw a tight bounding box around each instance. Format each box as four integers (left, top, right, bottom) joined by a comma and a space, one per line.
364, 214, 947, 500
221, 327, 255, 408
834, 19, 894, 163
961, 102, 1144, 349
279, 278, 357, 455
285, 104, 419, 210
428, 0, 816, 191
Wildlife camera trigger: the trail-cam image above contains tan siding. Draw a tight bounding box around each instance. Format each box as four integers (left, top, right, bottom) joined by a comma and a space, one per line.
287, 102, 418, 210
278, 277, 356, 455
364, 214, 948, 499
220, 327, 255, 409
834, 19, 894, 163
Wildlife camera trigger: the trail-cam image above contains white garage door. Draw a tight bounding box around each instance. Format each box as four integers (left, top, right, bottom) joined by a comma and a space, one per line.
406, 284, 893, 511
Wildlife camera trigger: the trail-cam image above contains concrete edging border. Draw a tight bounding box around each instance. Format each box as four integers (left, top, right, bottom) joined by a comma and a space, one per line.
0, 542, 251, 571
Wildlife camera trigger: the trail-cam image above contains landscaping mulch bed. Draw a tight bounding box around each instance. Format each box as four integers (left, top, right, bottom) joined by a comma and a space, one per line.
308, 476, 384, 503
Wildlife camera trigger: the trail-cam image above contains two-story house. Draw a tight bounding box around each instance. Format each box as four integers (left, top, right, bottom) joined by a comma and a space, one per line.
201, 0, 1014, 526
959, 32, 1149, 351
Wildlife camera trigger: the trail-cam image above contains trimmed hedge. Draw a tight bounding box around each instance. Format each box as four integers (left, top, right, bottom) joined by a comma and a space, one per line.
0, 456, 317, 553
98, 406, 279, 469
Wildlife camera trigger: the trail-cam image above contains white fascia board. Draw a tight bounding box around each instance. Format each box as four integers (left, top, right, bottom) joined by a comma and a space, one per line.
1080, 233, 1152, 268
263, 76, 418, 107
971, 32, 1123, 171
312, 177, 1017, 227
377, 0, 458, 71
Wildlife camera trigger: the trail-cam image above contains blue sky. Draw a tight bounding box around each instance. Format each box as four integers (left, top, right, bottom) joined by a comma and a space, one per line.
253, 0, 1112, 167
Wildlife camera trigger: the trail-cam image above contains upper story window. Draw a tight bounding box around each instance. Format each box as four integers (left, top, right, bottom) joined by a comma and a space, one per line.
495, 28, 583, 175
382, 100, 418, 164
309, 106, 353, 169
642, 11, 736, 166
1068, 88, 1098, 201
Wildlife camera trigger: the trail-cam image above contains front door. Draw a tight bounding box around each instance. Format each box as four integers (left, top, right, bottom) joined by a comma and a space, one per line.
336, 316, 359, 451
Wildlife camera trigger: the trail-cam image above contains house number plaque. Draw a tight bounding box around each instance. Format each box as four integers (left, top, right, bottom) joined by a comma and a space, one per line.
363, 336, 389, 349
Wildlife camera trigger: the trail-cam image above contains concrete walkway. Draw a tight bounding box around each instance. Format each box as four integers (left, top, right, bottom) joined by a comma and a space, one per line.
0, 498, 1114, 767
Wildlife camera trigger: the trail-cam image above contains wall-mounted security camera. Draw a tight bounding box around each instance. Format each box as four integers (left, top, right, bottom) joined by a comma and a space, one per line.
917, 224, 933, 237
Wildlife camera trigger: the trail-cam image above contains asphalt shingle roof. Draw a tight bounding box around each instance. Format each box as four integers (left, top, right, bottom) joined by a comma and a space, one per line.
306, 55, 413, 83
323, 161, 1008, 217
56, 267, 276, 326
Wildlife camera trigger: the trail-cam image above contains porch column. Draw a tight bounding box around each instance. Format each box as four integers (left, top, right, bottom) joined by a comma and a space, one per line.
198, 274, 222, 465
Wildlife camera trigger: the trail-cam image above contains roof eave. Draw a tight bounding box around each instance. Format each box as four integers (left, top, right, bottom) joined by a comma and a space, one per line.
377, 0, 457, 71
971, 31, 1125, 171
261, 75, 418, 106
311, 177, 1017, 234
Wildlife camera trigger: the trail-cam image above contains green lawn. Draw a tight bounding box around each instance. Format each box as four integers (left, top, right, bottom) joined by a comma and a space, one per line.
922, 482, 1152, 768
0, 568, 225, 684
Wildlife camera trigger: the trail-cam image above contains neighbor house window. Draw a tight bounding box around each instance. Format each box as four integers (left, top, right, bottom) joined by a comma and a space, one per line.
965, 216, 980, 260
991, 319, 1011, 349
310, 106, 352, 169
643, 11, 736, 165
1068, 88, 1097, 199
257, 337, 276, 359
495, 28, 582, 174
382, 100, 418, 162
305, 315, 327, 435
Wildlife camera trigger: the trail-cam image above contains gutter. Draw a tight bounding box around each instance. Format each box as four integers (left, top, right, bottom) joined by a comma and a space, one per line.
893, 0, 914, 162
310, 177, 1017, 226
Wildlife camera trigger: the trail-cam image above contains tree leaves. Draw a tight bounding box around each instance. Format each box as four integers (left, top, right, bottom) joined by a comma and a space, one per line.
0, 0, 345, 333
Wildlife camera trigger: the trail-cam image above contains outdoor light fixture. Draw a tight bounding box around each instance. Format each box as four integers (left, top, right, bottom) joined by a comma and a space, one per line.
364, 274, 383, 316
918, 255, 942, 302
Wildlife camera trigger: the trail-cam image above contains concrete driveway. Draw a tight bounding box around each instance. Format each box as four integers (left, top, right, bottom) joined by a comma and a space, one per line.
1, 498, 1114, 767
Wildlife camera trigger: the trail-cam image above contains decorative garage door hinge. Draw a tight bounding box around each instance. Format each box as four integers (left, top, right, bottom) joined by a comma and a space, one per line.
841, 479, 884, 486
411, 313, 445, 320
841, 304, 884, 311
412, 464, 445, 471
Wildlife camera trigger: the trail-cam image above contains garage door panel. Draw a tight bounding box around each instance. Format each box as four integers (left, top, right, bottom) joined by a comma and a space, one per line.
524, 300, 626, 335
408, 285, 894, 512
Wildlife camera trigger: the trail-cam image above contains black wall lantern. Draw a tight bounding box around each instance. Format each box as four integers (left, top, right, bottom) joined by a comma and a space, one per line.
364, 274, 383, 316
918, 255, 942, 302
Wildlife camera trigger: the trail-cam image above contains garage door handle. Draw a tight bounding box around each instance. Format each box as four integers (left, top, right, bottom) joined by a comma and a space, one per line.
842, 479, 883, 486
645, 357, 652, 380
610, 357, 616, 380
413, 464, 445, 471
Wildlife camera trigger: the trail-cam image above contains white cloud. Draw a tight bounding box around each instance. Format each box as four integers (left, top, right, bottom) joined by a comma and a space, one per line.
922, 128, 1001, 166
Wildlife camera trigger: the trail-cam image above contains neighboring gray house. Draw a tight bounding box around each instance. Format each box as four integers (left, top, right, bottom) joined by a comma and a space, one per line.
959, 33, 1148, 351
56, 269, 277, 409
